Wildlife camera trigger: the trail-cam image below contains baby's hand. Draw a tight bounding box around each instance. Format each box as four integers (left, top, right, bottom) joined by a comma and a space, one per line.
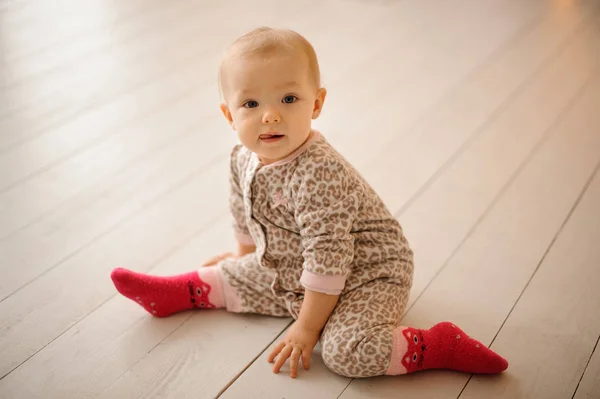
267, 321, 320, 378
201, 252, 236, 267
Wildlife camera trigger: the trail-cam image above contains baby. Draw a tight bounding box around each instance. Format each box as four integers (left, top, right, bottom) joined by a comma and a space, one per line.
111, 27, 508, 379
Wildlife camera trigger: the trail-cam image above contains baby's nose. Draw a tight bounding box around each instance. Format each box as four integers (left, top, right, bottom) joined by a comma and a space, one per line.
263, 111, 281, 124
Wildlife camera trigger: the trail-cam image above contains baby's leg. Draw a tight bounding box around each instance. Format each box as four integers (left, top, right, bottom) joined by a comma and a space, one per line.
320, 279, 508, 378
111, 265, 225, 317
111, 253, 289, 318
319, 279, 407, 377
218, 253, 290, 317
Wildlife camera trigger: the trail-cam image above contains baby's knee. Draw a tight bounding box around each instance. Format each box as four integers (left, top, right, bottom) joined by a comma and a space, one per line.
321, 340, 358, 378
321, 327, 392, 378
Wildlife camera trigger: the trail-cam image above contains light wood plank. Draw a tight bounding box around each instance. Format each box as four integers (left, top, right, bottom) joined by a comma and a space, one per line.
0, 0, 27, 15
0, 0, 150, 66
0, 0, 202, 121
0, 42, 216, 189
362, 0, 597, 212
0, 0, 154, 70
219, 9, 600, 399
0, 0, 145, 36
389, 8, 600, 310
0, 84, 221, 240
0, 157, 230, 379
321, 0, 547, 168
460, 152, 600, 399
0, 0, 318, 152
1, 0, 211, 95
0, 113, 234, 301
1, 0, 203, 102
0, 0, 192, 124
573, 338, 600, 399
342, 50, 600, 399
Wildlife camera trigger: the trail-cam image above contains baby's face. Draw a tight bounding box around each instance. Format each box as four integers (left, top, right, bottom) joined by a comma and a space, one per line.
220, 50, 326, 164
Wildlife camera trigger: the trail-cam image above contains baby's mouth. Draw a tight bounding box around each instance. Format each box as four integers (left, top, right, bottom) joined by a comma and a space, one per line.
259, 133, 284, 142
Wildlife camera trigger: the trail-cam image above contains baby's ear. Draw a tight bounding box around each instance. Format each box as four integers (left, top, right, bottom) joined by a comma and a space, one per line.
220, 103, 236, 130
312, 88, 327, 119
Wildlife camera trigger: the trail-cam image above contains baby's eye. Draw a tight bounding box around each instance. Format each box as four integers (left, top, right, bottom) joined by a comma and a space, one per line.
244, 100, 259, 108
282, 95, 297, 104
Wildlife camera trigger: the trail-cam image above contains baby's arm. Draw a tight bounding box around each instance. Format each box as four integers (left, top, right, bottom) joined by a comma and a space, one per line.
203, 146, 255, 267
229, 146, 255, 247
296, 289, 339, 333
269, 157, 361, 377
230, 146, 255, 257
201, 242, 255, 267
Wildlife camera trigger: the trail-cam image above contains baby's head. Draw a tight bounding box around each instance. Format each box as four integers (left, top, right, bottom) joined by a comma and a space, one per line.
218, 27, 327, 164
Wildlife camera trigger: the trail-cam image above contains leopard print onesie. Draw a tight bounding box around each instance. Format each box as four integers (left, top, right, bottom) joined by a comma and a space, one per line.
216, 130, 414, 378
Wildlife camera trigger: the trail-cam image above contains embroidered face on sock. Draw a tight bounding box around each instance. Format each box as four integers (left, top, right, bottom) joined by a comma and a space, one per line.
187, 279, 214, 309
401, 327, 426, 373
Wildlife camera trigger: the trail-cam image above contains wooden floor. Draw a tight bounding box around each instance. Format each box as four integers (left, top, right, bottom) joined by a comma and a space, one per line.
1, 0, 600, 398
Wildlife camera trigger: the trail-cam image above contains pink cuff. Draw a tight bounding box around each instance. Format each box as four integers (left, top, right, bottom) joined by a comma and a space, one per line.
300, 269, 346, 295
386, 327, 408, 375
216, 268, 243, 312
235, 231, 255, 246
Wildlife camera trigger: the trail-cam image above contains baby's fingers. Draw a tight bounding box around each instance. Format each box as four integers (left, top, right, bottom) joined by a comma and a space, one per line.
302, 350, 311, 370
289, 347, 302, 378
201, 256, 220, 267
272, 345, 293, 374
201, 252, 234, 267
267, 341, 286, 363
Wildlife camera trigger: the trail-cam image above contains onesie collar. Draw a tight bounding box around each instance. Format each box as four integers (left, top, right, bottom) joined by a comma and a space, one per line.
258, 129, 322, 168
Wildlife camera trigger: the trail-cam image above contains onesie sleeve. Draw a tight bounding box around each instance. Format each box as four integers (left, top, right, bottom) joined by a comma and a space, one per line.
293, 156, 361, 295
229, 145, 254, 246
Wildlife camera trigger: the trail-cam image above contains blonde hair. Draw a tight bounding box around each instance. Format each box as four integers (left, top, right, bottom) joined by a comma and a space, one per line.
218, 27, 321, 100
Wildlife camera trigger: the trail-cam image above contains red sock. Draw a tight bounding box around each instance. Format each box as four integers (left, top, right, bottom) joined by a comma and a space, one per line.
387, 321, 508, 375
110, 267, 225, 317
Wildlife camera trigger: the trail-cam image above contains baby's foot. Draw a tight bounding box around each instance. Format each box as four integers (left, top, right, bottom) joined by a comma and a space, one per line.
110, 268, 216, 317
391, 321, 508, 374
421, 321, 508, 373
